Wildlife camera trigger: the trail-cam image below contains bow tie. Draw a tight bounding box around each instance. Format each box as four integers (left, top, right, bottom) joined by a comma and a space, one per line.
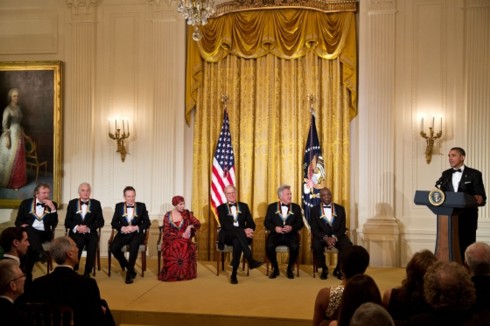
81, 201, 89, 206
281, 203, 289, 207
323, 205, 332, 208
452, 169, 462, 173
228, 203, 236, 207
126, 205, 134, 208
36, 202, 45, 207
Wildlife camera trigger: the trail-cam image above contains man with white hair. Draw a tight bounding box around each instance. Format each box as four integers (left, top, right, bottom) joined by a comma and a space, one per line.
0, 260, 34, 325
465, 242, 490, 312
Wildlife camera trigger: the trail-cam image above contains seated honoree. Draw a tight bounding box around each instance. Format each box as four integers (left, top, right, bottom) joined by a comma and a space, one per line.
264, 184, 304, 279
15, 183, 58, 285
159, 196, 201, 282
310, 187, 352, 280
110, 186, 151, 284
65, 182, 105, 277
217, 185, 263, 284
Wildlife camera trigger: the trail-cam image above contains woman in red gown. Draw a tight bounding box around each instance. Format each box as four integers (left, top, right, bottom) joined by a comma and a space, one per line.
159, 196, 201, 281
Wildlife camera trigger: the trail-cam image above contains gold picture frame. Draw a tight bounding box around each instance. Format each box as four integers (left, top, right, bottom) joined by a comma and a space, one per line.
0, 61, 63, 208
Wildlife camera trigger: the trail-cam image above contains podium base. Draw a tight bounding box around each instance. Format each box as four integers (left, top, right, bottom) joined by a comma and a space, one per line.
435, 214, 462, 263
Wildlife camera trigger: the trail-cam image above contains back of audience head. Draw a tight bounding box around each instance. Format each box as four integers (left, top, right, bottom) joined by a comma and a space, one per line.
423, 260, 475, 312
49, 236, 78, 265
0, 226, 28, 255
337, 274, 382, 326
464, 241, 490, 275
400, 249, 437, 300
349, 302, 394, 326
339, 245, 370, 279
0, 259, 25, 299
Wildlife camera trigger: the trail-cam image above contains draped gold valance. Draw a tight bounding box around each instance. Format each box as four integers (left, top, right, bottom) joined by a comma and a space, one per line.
185, 9, 357, 123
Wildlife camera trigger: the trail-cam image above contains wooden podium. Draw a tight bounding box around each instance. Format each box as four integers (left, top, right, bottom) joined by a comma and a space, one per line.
414, 191, 478, 263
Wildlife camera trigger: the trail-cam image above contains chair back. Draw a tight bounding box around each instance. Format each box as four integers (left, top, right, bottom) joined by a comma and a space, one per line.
26, 302, 74, 326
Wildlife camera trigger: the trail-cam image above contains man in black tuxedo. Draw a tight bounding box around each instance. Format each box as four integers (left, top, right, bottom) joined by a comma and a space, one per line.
217, 185, 263, 284
310, 187, 352, 280
65, 183, 105, 277
110, 186, 151, 284
15, 183, 58, 284
0, 260, 34, 326
264, 184, 304, 279
436, 147, 486, 259
0, 227, 30, 273
464, 242, 490, 313
27, 236, 115, 326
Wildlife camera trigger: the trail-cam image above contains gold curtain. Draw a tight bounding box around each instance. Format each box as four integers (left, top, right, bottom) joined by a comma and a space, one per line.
187, 9, 357, 262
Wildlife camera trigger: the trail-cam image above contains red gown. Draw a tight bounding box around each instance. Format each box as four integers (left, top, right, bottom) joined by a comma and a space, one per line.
158, 210, 201, 281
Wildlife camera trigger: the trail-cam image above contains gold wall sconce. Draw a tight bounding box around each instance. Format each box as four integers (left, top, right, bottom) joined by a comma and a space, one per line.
108, 118, 130, 162
420, 116, 442, 164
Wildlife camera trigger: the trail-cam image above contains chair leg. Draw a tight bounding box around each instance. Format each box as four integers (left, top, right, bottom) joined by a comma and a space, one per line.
158, 251, 161, 275
108, 249, 112, 277
216, 250, 220, 276
141, 251, 146, 277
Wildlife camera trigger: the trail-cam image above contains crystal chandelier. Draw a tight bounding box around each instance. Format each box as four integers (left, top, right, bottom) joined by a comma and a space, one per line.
177, 0, 216, 41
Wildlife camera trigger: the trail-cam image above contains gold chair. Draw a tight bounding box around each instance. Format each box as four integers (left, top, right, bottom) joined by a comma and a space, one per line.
107, 227, 149, 277
24, 135, 48, 182
65, 227, 101, 276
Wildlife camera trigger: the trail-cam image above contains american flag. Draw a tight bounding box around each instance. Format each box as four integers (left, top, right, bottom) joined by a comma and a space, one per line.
211, 110, 236, 219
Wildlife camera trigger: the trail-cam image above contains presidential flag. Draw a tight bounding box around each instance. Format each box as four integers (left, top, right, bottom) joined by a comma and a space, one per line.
302, 113, 325, 225
210, 110, 236, 219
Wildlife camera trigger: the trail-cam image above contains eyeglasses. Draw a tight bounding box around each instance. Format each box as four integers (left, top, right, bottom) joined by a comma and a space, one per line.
10, 274, 26, 283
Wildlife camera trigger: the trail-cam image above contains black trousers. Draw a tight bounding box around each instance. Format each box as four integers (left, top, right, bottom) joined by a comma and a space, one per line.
69, 231, 98, 274
265, 234, 299, 271
24, 226, 53, 286
312, 234, 352, 271
219, 228, 253, 271
110, 231, 145, 271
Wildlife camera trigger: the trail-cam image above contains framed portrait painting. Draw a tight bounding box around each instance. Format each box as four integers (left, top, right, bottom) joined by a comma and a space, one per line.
0, 61, 63, 208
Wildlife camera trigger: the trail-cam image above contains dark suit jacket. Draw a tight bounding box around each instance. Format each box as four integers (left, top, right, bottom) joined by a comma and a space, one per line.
27, 266, 105, 325
264, 202, 304, 241
0, 297, 35, 326
65, 198, 105, 234
15, 198, 58, 232
217, 202, 256, 231
438, 165, 487, 227
310, 202, 347, 241
111, 202, 151, 232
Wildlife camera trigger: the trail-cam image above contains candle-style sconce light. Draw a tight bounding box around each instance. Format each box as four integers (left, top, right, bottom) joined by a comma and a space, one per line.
108, 118, 130, 162
420, 116, 443, 164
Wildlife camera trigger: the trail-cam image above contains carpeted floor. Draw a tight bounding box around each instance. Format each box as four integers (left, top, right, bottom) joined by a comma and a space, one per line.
33, 259, 405, 326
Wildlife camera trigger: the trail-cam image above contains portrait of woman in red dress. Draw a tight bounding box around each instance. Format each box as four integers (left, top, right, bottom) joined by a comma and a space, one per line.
159, 196, 201, 281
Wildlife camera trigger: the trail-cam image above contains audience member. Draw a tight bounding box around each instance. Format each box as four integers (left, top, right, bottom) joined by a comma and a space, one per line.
65, 182, 105, 277
330, 274, 382, 326
15, 183, 58, 285
110, 186, 151, 284
407, 261, 476, 325
464, 241, 490, 325
217, 185, 263, 284
0, 260, 34, 326
159, 196, 201, 281
264, 184, 304, 279
27, 236, 115, 326
313, 245, 370, 326
382, 249, 437, 321
349, 302, 394, 326
0, 226, 30, 268
310, 187, 352, 280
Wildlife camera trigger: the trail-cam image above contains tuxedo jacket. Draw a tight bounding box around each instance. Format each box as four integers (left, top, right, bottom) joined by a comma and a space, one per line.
0, 297, 35, 326
27, 266, 105, 325
111, 202, 151, 232
438, 166, 487, 220
65, 198, 105, 234
217, 202, 256, 231
310, 202, 347, 242
15, 198, 58, 232
264, 202, 304, 240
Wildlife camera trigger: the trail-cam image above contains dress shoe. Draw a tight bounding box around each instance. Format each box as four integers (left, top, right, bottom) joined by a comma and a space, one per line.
286, 269, 294, 279
249, 260, 263, 269
269, 269, 279, 279
125, 269, 136, 284
333, 268, 342, 280
230, 274, 238, 284
320, 270, 329, 280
